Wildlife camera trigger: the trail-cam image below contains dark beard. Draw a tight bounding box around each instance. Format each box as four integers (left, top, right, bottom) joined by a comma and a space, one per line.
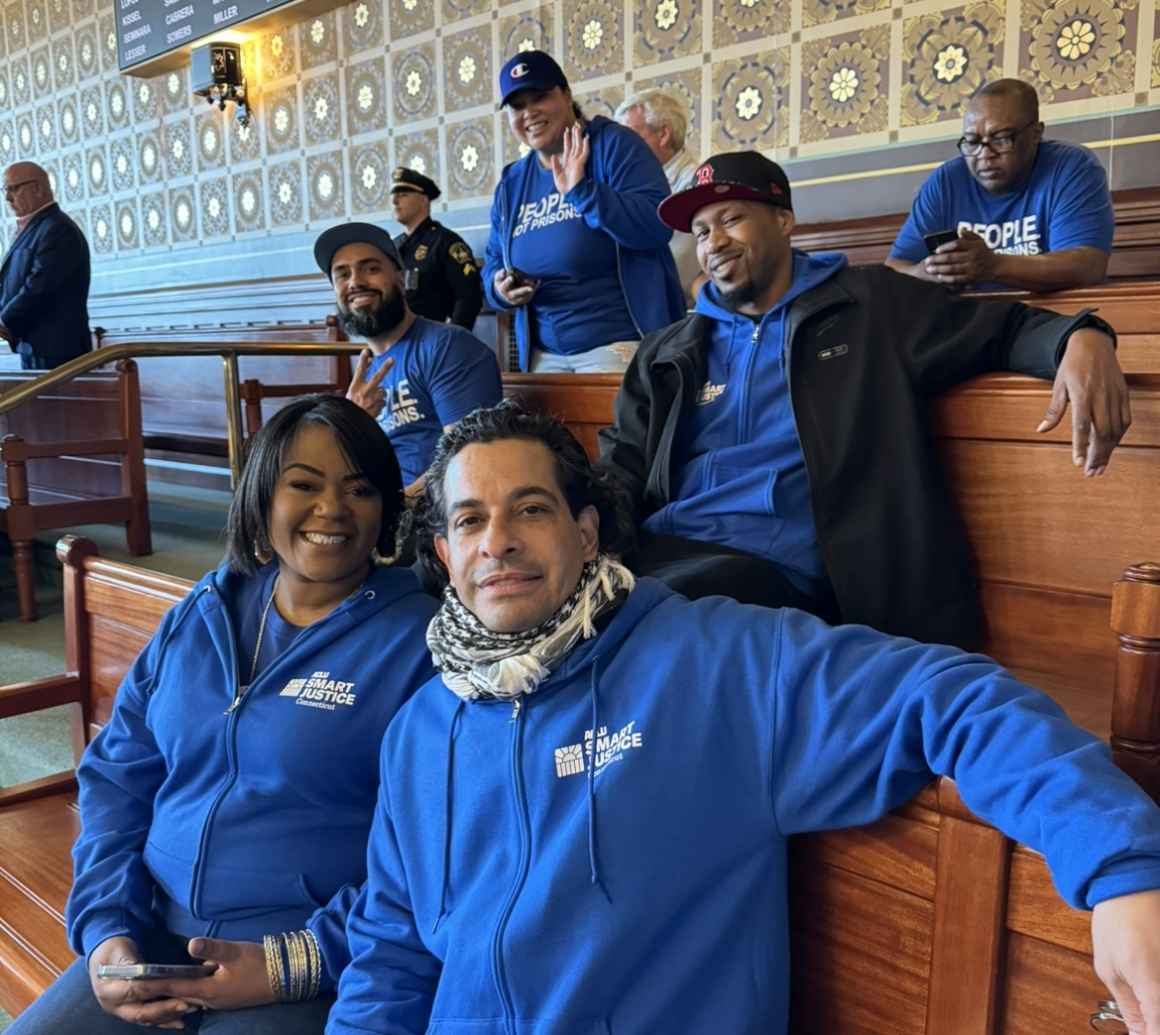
717, 278, 760, 311
338, 290, 407, 339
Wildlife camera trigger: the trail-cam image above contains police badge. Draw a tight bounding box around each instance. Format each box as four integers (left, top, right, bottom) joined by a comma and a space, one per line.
414, 245, 429, 261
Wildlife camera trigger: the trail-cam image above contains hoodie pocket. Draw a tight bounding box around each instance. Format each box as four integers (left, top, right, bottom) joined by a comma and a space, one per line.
712, 462, 778, 517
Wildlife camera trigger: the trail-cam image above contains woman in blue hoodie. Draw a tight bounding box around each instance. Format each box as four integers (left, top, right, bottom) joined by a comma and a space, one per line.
8, 395, 438, 1035
482, 50, 685, 373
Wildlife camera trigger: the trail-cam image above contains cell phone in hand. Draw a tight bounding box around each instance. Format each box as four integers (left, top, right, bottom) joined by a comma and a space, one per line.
97, 963, 216, 980
505, 267, 538, 289
923, 229, 959, 254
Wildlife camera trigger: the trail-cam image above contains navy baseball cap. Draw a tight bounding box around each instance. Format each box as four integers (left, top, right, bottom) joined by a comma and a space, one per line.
314, 222, 403, 279
499, 50, 568, 107
658, 152, 793, 233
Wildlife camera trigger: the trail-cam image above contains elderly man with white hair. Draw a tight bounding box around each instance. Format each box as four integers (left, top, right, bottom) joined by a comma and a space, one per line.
616, 90, 702, 303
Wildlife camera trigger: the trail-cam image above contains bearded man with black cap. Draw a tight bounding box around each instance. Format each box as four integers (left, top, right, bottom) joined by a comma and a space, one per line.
314, 221, 500, 495
390, 167, 484, 331
597, 151, 1132, 648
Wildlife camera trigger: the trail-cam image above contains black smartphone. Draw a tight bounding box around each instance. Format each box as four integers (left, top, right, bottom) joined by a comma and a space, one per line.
97, 963, 216, 980
505, 267, 538, 288
923, 229, 959, 254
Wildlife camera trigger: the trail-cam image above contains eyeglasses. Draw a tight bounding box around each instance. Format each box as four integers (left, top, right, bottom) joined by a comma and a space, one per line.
3, 179, 37, 197
956, 121, 1038, 157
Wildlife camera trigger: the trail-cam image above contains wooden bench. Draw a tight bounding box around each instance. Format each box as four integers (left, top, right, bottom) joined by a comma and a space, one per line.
0, 361, 150, 623
3, 365, 1160, 1028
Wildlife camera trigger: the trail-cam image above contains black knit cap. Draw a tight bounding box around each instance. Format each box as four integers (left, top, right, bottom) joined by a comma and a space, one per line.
658, 151, 793, 233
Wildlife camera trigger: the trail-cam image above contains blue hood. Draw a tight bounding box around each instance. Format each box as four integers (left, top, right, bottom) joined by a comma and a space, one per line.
694, 247, 849, 324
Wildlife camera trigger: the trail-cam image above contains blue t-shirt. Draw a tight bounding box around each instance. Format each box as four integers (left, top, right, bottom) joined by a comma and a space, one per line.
365, 317, 501, 484
232, 566, 307, 692
890, 139, 1114, 290
642, 251, 848, 597
508, 160, 640, 355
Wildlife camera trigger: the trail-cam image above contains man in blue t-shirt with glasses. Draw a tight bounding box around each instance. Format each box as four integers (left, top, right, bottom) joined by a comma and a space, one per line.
887, 79, 1113, 293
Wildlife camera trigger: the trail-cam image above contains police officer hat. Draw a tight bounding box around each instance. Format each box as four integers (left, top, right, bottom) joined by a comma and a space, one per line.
314, 222, 403, 280
390, 167, 441, 201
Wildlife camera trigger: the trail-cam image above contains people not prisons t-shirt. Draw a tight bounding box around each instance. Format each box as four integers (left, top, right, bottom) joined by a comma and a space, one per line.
889, 140, 1114, 289
508, 161, 640, 355
365, 317, 502, 484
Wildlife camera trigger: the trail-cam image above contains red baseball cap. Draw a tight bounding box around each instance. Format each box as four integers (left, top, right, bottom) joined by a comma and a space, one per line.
658, 151, 793, 233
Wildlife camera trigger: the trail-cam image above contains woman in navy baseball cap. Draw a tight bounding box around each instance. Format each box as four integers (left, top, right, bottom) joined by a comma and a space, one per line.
481, 50, 685, 373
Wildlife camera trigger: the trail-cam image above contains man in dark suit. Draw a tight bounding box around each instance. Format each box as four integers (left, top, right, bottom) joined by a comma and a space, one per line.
1, 161, 91, 370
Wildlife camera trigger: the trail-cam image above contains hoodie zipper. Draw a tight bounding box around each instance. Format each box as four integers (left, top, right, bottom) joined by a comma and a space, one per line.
187, 586, 371, 920
491, 696, 530, 1035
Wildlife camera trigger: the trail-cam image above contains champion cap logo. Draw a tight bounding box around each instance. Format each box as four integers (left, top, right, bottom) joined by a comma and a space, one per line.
510, 62, 530, 79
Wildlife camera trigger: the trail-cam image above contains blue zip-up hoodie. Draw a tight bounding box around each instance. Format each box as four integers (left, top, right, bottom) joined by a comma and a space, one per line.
482, 115, 686, 371
644, 250, 848, 591
66, 562, 437, 990
329, 580, 1160, 1034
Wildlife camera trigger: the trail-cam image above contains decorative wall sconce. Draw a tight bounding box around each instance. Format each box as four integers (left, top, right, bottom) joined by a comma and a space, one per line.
191, 42, 250, 127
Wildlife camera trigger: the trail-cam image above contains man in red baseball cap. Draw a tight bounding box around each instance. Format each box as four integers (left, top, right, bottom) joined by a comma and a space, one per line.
597, 149, 1131, 648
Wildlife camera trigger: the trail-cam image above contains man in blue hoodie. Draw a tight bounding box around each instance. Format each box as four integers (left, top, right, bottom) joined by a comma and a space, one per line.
598, 151, 1132, 648
327, 403, 1160, 1035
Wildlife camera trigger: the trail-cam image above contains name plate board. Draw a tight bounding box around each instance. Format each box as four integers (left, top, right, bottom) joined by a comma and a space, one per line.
117, 0, 337, 75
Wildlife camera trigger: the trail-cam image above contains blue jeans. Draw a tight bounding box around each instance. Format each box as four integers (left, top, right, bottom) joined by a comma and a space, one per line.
7, 956, 334, 1034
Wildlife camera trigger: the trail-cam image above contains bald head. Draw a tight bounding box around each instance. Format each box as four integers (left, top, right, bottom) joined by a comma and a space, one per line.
969, 79, 1039, 122
4, 161, 53, 217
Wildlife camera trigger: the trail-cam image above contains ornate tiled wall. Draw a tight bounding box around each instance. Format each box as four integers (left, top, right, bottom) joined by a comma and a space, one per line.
0, 0, 1155, 274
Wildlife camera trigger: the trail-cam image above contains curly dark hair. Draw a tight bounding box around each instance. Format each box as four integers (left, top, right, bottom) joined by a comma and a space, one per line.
225, 394, 404, 575
410, 400, 633, 591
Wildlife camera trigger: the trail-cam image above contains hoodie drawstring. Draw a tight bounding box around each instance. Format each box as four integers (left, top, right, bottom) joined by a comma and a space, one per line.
432, 699, 466, 935
586, 664, 612, 904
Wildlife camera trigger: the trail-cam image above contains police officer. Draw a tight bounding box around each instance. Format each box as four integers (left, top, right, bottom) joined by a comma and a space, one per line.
390, 168, 484, 331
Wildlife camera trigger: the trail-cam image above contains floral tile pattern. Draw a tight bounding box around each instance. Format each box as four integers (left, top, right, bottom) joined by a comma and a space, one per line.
303, 72, 341, 145
109, 134, 135, 191
803, 0, 891, 28
234, 170, 265, 232
711, 48, 790, 152
394, 127, 440, 187
1021, 0, 1137, 101
447, 114, 496, 200
198, 175, 231, 237
709, 0, 793, 46
89, 200, 112, 253
141, 189, 167, 246
299, 13, 338, 70
346, 56, 387, 136
388, 0, 434, 40
393, 42, 437, 122
444, 25, 492, 113
0, 0, 1148, 267
195, 109, 226, 170
115, 199, 138, 250
264, 83, 301, 155
260, 30, 297, 81
902, 3, 1004, 127
499, 6, 553, 58
351, 139, 391, 213
565, 0, 624, 82
269, 158, 305, 227
169, 187, 197, 243
635, 0, 703, 66
802, 26, 890, 143
343, 0, 384, 53
307, 150, 345, 221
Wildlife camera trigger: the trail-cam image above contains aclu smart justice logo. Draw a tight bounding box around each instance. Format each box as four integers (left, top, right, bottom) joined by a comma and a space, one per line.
555, 720, 644, 778
278, 671, 357, 711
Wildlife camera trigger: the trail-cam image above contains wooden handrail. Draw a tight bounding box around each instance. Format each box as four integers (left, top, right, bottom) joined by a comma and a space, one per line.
0, 341, 365, 485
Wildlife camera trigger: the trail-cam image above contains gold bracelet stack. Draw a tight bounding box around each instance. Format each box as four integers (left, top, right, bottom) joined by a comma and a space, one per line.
262, 928, 323, 1002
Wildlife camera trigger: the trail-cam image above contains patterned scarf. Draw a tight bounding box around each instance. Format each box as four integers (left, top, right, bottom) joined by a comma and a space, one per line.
426, 555, 635, 701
